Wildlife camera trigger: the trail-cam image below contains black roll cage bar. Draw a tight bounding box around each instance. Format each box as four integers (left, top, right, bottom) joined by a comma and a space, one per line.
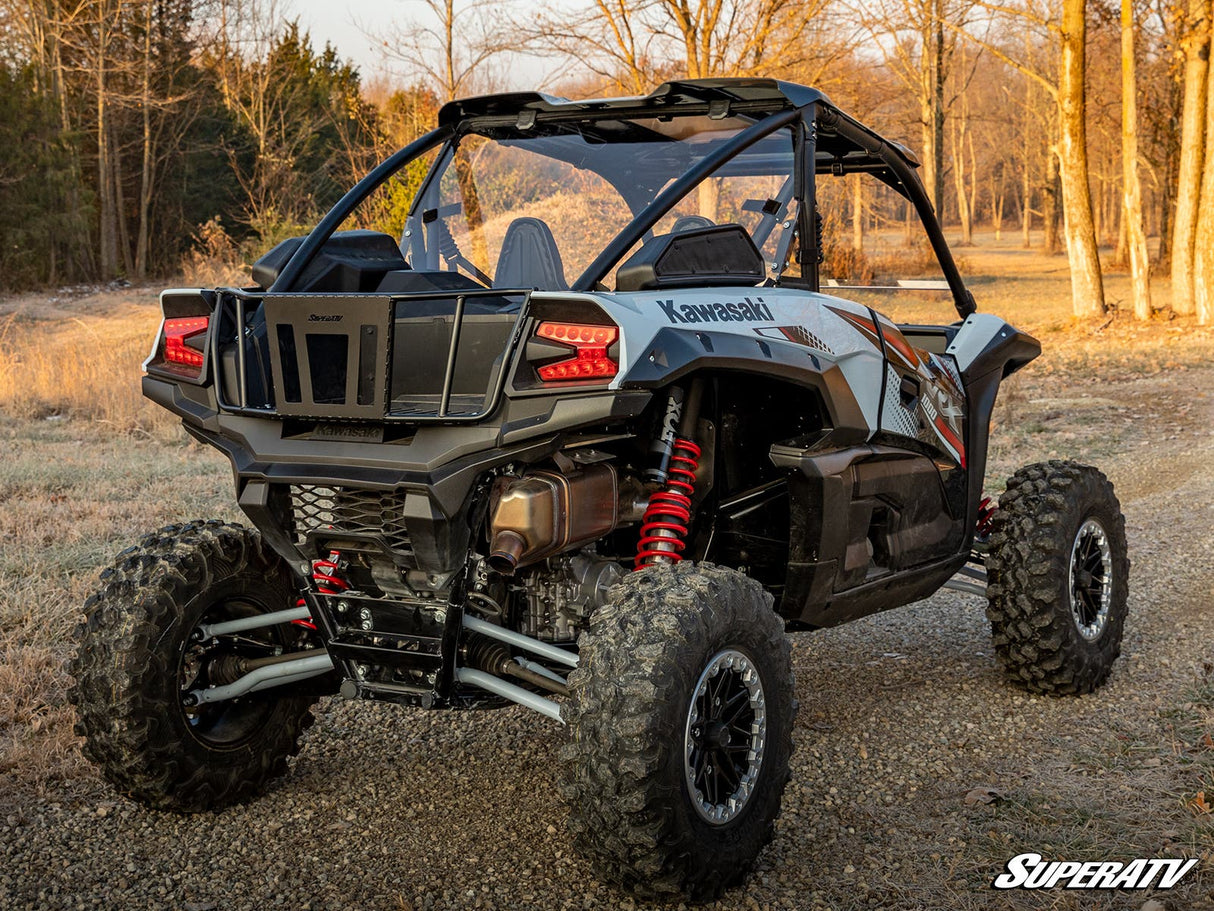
269, 88, 976, 320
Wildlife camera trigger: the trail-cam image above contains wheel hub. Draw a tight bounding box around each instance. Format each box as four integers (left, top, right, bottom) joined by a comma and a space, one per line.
683, 649, 766, 826
178, 599, 287, 748
691, 721, 734, 750
1070, 517, 1113, 642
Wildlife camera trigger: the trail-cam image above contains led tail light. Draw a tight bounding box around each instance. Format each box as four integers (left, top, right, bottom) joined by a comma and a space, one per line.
534, 321, 618, 382
163, 316, 209, 369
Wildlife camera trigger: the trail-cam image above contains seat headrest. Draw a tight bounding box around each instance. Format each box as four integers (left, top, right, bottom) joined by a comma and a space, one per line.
494, 217, 568, 291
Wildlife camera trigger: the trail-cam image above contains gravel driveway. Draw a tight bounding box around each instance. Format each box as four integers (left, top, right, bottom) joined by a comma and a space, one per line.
3, 368, 1213, 911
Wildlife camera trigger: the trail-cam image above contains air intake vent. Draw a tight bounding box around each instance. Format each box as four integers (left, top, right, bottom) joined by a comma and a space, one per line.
289, 485, 413, 556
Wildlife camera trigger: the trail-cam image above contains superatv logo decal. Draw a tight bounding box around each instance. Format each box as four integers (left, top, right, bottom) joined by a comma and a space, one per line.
308, 314, 344, 322
993, 853, 1196, 890
658, 297, 773, 324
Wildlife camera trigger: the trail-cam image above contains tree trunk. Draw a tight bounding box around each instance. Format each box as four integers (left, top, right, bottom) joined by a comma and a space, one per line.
96, 6, 118, 279
1043, 148, 1061, 254
1021, 182, 1032, 247
1022, 120, 1033, 248
918, 0, 947, 219
952, 131, 973, 245
1113, 207, 1128, 268
135, 0, 154, 279
920, 93, 940, 219
1021, 35, 1036, 249
113, 120, 134, 277
1172, 0, 1211, 314
1157, 147, 1175, 271
698, 179, 720, 221
1195, 29, 1214, 324
950, 57, 974, 247
1058, 0, 1106, 317
852, 173, 863, 252
453, 151, 489, 273
1123, 0, 1152, 319
993, 178, 1005, 242
932, 0, 946, 219
967, 130, 978, 240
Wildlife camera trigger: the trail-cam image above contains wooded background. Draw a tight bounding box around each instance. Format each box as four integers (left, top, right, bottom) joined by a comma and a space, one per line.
1, 0, 1212, 321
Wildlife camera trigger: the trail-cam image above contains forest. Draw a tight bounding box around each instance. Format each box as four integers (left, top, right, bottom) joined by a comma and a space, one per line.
1, 0, 1212, 322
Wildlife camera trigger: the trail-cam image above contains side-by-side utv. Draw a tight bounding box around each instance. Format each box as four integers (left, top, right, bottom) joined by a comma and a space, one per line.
70, 78, 1128, 900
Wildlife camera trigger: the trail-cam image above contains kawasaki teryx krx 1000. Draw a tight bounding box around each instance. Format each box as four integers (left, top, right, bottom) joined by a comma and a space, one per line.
71, 79, 1129, 900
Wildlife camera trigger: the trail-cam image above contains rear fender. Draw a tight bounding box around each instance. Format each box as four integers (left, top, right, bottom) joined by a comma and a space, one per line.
947, 313, 1041, 533
947, 313, 1041, 383
619, 327, 870, 441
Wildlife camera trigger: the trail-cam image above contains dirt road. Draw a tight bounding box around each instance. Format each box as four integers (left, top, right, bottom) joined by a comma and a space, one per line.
2, 364, 1213, 911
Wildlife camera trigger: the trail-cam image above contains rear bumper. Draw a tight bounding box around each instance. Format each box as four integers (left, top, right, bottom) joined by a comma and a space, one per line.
143, 375, 651, 574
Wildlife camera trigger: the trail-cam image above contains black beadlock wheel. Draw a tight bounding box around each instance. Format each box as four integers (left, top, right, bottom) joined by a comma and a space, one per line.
985, 461, 1130, 695
560, 562, 796, 901
68, 521, 325, 812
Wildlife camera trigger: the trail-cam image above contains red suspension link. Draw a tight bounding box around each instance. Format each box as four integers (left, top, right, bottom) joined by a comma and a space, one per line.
293, 550, 349, 630
635, 438, 701, 569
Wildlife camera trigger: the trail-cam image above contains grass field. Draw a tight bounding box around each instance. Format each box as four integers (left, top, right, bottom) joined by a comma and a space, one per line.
2, 238, 1214, 908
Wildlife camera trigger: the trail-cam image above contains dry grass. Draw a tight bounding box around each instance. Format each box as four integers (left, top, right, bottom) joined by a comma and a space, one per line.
0, 414, 236, 787
180, 217, 253, 288
0, 303, 177, 437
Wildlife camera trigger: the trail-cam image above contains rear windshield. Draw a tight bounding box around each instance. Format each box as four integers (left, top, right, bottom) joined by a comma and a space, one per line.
403, 115, 797, 290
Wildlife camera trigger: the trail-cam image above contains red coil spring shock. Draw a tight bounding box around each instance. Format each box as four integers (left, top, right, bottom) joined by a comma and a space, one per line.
635, 438, 701, 568
293, 550, 349, 630
975, 496, 996, 540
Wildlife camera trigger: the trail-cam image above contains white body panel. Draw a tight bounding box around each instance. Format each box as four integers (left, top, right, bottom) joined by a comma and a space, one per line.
533, 287, 889, 434
530, 286, 1013, 468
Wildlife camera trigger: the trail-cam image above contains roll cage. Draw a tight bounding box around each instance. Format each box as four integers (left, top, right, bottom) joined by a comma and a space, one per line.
269, 78, 976, 320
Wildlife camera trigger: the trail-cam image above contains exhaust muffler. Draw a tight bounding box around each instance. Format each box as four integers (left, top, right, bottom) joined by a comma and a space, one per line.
487, 463, 618, 574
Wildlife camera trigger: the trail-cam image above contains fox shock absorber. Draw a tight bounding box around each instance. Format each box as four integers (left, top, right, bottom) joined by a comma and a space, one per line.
644, 385, 684, 484
636, 380, 704, 568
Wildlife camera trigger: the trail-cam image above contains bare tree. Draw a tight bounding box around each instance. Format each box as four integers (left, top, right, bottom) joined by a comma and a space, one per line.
206, 0, 358, 234
1195, 29, 1214, 324
1122, 0, 1152, 319
851, 172, 864, 252
527, 0, 832, 95
947, 39, 981, 244
861, 0, 976, 218
959, 0, 1106, 316
378, 0, 512, 102
1172, 0, 1210, 314
376, 0, 517, 268
1057, 0, 1105, 316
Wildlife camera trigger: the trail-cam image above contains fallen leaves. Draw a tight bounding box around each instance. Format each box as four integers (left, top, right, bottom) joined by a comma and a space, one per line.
964, 787, 1006, 807
1187, 791, 1211, 816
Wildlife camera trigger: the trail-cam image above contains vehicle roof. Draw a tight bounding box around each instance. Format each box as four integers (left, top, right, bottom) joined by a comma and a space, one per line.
437, 78, 921, 171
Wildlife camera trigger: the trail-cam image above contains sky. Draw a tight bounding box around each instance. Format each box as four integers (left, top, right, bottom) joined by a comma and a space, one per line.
287, 0, 397, 78
284, 0, 558, 90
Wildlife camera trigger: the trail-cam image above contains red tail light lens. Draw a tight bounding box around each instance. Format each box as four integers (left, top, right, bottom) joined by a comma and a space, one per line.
535, 321, 618, 382
163, 316, 209, 368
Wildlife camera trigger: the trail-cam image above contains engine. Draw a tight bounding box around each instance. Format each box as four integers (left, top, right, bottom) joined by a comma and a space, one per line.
518, 552, 625, 642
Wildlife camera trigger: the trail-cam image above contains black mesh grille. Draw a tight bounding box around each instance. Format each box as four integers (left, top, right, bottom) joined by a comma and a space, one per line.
289, 485, 412, 555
